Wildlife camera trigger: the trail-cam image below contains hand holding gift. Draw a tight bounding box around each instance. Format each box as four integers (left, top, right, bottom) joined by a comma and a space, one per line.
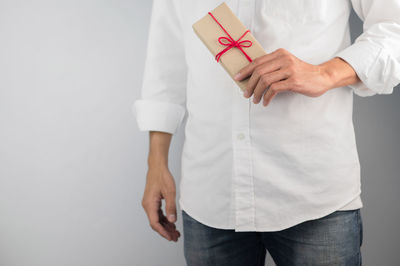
193, 2, 360, 107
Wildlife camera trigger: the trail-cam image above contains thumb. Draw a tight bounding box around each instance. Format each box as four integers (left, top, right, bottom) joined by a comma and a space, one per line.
164, 189, 177, 223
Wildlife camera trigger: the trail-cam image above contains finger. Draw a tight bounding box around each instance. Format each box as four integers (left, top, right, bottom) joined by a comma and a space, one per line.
163, 222, 176, 232
163, 189, 177, 223
245, 60, 285, 100
234, 50, 281, 81
159, 210, 178, 230
244, 67, 262, 97
252, 70, 289, 104
161, 219, 177, 231
172, 231, 181, 242
262, 79, 292, 106
144, 201, 173, 241
159, 216, 180, 241
158, 211, 181, 242
153, 221, 173, 241
164, 223, 179, 240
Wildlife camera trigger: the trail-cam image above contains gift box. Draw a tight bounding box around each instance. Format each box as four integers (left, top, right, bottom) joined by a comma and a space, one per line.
192, 2, 267, 91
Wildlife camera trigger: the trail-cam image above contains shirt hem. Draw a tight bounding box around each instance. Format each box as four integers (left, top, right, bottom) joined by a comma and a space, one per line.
178, 197, 235, 230
249, 189, 363, 232
178, 189, 363, 232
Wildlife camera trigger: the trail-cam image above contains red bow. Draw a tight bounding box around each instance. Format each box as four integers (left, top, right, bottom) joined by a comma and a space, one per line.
208, 12, 253, 63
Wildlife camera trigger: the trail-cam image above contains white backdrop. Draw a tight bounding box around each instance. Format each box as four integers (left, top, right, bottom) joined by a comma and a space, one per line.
0, 1, 399, 266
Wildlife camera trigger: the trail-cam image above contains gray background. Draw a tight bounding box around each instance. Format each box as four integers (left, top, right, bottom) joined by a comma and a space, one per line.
0, 1, 398, 265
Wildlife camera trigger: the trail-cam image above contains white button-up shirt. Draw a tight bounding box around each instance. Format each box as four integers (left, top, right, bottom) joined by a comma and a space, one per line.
133, 0, 400, 231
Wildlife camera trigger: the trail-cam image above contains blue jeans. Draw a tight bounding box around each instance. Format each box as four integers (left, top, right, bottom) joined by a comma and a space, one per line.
182, 208, 363, 266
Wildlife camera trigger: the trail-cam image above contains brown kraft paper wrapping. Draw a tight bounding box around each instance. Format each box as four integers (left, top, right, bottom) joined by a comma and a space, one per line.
192, 2, 267, 91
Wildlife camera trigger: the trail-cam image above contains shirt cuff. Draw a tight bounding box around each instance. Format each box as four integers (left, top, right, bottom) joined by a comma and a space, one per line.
334, 41, 396, 97
132, 99, 186, 135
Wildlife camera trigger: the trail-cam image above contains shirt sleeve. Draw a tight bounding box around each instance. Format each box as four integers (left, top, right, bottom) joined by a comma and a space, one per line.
334, 0, 400, 97
132, 0, 187, 134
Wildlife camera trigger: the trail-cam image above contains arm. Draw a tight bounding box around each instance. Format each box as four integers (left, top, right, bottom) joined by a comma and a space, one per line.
133, 0, 187, 134
142, 131, 180, 242
133, 0, 186, 242
234, 0, 400, 105
148, 131, 172, 168
319, 57, 361, 91
233, 48, 362, 106
333, 0, 400, 97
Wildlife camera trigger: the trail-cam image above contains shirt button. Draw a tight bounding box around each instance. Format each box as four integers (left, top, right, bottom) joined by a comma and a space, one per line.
237, 133, 245, 140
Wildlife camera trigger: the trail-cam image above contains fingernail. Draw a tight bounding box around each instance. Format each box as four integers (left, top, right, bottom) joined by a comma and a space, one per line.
243, 90, 250, 97
168, 214, 176, 223
234, 73, 241, 80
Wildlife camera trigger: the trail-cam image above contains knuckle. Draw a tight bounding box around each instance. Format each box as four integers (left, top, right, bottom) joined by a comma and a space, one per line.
277, 48, 287, 54
149, 222, 156, 230
165, 198, 176, 207
286, 55, 295, 64
269, 84, 277, 93
252, 90, 260, 99
240, 67, 249, 75
253, 57, 261, 65
166, 189, 176, 197
286, 65, 296, 74
258, 79, 267, 89
166, 201, 176, 209
260, 75, 269, 87
253, 66, 263, 77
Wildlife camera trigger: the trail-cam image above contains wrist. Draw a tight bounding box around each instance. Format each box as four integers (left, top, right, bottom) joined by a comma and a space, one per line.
318, 58, 341, 91
318, 57, 360, 91
147, 155, 168, 168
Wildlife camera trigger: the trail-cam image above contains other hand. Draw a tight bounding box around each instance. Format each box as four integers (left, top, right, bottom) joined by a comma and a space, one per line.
142, 164, 180, 242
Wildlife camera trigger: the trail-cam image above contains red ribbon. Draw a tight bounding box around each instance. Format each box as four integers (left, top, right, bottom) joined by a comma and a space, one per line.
208, 11, 253, 63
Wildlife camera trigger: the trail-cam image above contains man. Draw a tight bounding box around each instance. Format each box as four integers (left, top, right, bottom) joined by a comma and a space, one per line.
133, 0, 400, 265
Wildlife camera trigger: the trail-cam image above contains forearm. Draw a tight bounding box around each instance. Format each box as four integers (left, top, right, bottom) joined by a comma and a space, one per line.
148, 131, 172, 169
319, 57, 361, 91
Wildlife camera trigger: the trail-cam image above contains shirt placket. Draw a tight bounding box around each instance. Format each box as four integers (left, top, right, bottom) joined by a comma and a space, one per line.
231, 0, 256, 232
